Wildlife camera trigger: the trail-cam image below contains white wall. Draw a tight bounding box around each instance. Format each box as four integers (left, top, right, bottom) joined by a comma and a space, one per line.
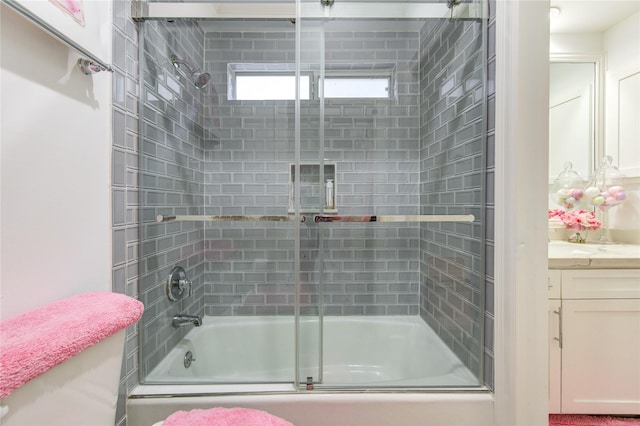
0, 5, 112, 320
604, 10, 640, 163
550, 33, 603, 55
603, 11, 639, 243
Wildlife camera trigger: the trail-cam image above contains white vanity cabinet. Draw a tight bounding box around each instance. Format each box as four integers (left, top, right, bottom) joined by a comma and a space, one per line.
548, 270, 562, 414
549, 268, 640, 415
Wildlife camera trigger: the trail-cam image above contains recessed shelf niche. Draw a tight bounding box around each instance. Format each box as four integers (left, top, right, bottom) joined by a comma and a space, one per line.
288, 163, 337, 214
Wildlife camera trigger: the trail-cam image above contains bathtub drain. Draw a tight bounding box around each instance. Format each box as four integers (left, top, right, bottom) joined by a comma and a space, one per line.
184, 351, 195, 368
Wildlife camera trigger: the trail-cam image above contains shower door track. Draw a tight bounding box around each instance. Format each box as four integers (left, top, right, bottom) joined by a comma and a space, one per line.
131, 1, 483, 21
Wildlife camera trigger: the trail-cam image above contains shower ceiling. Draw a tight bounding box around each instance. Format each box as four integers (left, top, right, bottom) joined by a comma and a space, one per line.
550, 0, 640, 33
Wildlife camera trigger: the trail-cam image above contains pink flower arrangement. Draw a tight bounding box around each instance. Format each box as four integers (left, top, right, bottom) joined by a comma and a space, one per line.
548, 209, 601, 231
548, 209, 565, 220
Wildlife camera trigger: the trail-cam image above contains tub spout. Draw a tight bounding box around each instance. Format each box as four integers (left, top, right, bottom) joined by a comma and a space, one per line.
172, 314, 203, 328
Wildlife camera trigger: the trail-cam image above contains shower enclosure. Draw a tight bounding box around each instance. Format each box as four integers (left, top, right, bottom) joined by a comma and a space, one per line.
136, 0, 488, 392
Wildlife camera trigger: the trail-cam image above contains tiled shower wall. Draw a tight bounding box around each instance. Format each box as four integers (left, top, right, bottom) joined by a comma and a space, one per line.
112, 1, 141, 424
201, 26, 298, 316
418, 16, 492, 383
137, 19, 210, 378
201, 25, 423, 316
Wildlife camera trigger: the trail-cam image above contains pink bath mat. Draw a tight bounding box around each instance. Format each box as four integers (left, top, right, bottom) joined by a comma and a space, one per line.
0, 292, 143, 398
162, 407, 295, 426
550, 415, 640, 426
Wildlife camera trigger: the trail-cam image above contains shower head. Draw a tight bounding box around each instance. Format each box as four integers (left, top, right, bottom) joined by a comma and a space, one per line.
192, 71, 211, 90
170, 54, 210, 90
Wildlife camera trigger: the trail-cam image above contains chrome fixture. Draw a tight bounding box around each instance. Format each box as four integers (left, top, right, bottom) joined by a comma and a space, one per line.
167, 266, 192, 302
170, 54, 210, 89
446, 0, 460, 9
155, 213, 472, 223
172, 314, 203, 328
77, 58, 112, 75
184, 351, 196, 368
157, 214, 307, 223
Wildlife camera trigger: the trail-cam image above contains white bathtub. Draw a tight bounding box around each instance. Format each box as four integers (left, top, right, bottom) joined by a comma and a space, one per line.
144, 315, 477, 386
129, 316, 493, 426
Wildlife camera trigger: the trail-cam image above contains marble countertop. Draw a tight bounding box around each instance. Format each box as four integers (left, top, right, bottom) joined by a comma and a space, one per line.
549, 241, 640, 269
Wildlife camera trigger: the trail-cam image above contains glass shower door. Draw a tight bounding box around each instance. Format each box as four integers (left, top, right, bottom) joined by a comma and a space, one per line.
137, 13, 304, 386
296, 0, 487, 389
134, 0, 487, 390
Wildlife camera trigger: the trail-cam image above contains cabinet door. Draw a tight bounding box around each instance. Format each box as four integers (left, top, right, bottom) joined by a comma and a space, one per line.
562, 269, 640, 299
549, 299, 562, 413
562, 299, 640, 414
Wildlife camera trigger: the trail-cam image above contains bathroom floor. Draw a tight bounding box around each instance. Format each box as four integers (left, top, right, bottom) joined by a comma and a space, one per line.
550, 414, 640, 426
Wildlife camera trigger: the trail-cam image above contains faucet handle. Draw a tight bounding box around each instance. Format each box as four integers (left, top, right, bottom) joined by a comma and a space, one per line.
179, 278, 193, 297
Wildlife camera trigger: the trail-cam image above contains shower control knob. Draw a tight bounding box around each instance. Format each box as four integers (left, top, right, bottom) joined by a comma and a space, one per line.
167, 266, 192, 301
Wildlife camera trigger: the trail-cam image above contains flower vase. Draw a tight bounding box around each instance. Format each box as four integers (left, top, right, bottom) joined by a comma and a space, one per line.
550, 162, 587, 210
584, 156, 626, 244
568, 231, 588, 244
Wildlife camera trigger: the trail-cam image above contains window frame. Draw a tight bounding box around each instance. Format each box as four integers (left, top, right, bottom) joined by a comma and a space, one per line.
321, 72, 393, 99
228, 63, 395, 101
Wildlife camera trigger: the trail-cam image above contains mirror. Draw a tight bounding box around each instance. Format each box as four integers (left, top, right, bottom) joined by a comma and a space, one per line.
549, 57, 601, 182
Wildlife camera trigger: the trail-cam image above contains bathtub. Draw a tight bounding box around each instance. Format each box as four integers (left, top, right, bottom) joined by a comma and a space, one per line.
129, 316, 493, 426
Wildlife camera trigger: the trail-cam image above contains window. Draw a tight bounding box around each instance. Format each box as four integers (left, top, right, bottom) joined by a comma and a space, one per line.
323, 76, 391, 98
234, 74, 310, 100
228, 63, 393, 100
228, 63, 311, 100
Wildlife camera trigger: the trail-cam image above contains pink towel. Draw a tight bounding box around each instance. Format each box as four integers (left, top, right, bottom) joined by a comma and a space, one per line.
0, 292, 143, 398
162, 408, 295, 426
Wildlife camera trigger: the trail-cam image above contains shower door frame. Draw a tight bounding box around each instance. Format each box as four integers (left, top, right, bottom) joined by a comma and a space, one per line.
131, 1, 476, 21
134, 0, 490, 392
